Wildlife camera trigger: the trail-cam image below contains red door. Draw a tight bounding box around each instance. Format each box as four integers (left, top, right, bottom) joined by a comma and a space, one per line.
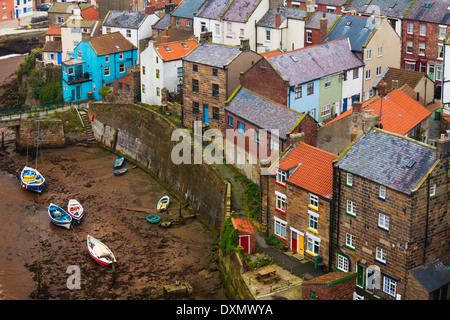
239, 235, 250, 254
291, 231, 298, 252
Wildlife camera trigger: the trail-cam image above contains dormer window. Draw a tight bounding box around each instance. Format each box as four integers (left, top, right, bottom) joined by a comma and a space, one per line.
276, 169, 287, 186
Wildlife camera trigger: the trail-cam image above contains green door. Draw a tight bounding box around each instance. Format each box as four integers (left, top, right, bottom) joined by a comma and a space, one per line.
429, 64, 435, 81
356, 263, 364, 288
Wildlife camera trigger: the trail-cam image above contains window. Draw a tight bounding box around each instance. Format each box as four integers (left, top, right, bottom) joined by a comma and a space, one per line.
274, 217, 287, 239
345, 233, 355, 250
68, 67, 74, 75
214, 24, 220, 36
142, 66, 145, 75
270, 138, 279, 151
192, 79, 199, 93
142, 84, 145, 93
309, 194, 319, 209
321, 104, 331, 117
436, 66, 442, 81
212, 84, 219, 97
439, 44, 444, 60
76, 50, 81, 59
430, 184, 436, 196
383, 276, 397, 297
186, 20, 191, 27
346, 200, 356, 216
406, 41, 413, 54
254, 130, 260, 144
306, 30, 312, 43
407, 22, 413, 34
212, 68, 218, 76
418, 42, 425, 56
419, 24, 426, 36
307, 234, 320, 255
193, 64, 198, 72
126, 29, 131, 38
177, 67, 182, 78
276, 169, 286, 185
307, 83, 314, 95
192, 102, 200, 115
405, 61, 416, 71
439, 26, 447, 39
227, 116, 233, 127
104, 66, 110, 76
295, 86, 302, 99
309, 211, 319, 232
377, 46, 382, 57
119, 63, 125, 73
365, 69, 371, 80
156, 87, 160, 96
175, 17, 179, 26
324, 76, 331, 88
201, 22, 207, 32
265, 29, 271, 42
346, 173, 353, 187
366, 49, 372, 60
376, 66, 382, 77
237, 121, 245, 135
105, 55, 110, 63
240, 29, 245, 37
275, 191, 286, 213
119, 53, 123, 60
379, 185, 386, 200
337, 254, 349, 272
378, 213, 390, 231
227, 22, 232, 37
57, 16, 64, 24
376, 247, 386, 264
156, 69, 160, 78
353, 68, 359, 79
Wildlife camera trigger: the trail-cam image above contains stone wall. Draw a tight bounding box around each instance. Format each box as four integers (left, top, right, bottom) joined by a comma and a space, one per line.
89, 102, 228, 229
16, 119, 65, 151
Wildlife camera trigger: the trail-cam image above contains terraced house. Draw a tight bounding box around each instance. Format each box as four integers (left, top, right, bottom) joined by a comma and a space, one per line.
62, 32, 138, 102
332, 129, 449, 300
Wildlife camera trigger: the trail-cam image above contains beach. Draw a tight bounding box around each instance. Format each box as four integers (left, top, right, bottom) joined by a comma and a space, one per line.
0, 145, 226, 300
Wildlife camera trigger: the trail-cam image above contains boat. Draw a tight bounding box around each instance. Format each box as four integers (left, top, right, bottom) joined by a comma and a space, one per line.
157, 196, 170, 212
113, 168, 127, 176
67, 199, 85, 223
87, 235, 116, 267
114, 157, 124, 169
146, 214, 161, 224
20, 166, 46, 193
48, 203, 72, 229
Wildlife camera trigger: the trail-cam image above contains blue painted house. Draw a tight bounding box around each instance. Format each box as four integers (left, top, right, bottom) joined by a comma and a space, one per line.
62, 32, 138, 102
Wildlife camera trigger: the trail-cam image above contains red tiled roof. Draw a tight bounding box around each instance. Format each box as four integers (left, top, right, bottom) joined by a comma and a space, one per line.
231, 218, 254, 234
277, 142, 337, 199
148, 0, 183, 11
81, 6, 99, 20
156, 39, 198, 61
261, 49, 283, 58
46, 26, 61, 35
323, 89, 431, 135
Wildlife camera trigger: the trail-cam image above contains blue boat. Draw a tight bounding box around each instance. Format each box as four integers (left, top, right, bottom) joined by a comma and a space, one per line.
113, 168, 127, 176
114, 157, 124, 169
48, 203, 72, 229
20, 166, 46, 193
146, 214, 161, 224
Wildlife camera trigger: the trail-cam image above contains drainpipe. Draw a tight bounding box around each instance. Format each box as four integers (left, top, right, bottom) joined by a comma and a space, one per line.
335, 166, 342, 264
423, 175, 430, 264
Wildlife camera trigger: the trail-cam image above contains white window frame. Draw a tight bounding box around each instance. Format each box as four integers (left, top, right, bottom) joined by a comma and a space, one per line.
105, 55, 110, 63
227, 22, 232, 37
377, 46, 382, 57
275, 191, 286, 213
383, 276, 397, 297
346, 173, 353, 187
324, 76, 331, 88
438, 44, 444, 60
378, 213, 390, 231
406, 41, 413, 54
418, 42, 425, 56
295, 86, 302, 99
309, 194, 319, 210
276, 169, 287, 186
126, 29, 132, 38
119, 63, 125, 73
376, 65, 382, 77
270, 138, 279, 151
215, 24, 220, 36
366, 49, 372, 60
379, 185, 386, 200
365, 69, 371, 80
321, 104, 331, 117
337, 254, 349, 272
104, 66, 110, 76
308, 210, 319, 232
274, 216, 287, 240
430, 183, 436, 196
306, 233, 320, 255
419, 24, 426, 36
346, 200, 356, 216
306, 30, 312, 43
376, 247, 386, 264
407, 22, 413, 34
345, 233, 355, 249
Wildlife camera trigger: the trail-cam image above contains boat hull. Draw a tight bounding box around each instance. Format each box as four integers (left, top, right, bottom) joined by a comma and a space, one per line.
146, 214, 161, 224
21, 166, 46, 193
48, 203, 72, 229
67, 199, 85, 222
113, 168, 127, 176
87, 235, 116, 267
114, 157, 124, 169
157, 196, 170, 212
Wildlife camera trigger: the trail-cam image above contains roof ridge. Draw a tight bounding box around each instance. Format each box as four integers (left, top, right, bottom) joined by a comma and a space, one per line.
297, 141, 338, 158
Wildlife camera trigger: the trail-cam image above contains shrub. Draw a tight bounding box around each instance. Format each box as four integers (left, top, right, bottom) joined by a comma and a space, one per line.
219, 217, 238, 256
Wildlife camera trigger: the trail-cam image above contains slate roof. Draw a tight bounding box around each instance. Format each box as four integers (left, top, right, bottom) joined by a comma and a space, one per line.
305, 11, 339, 30
103, 11, 148, 29
222, 0, 261, 23
256, 6, 308, 28
323, 89, 431, 136
408, 260, 450, 293
225, 86, 305, 139
152, 13, 171, 30
182, 41, 241, 68
404, 0, 450, 24
268, 38, 364, 86
195, 0, 230, 20
306, 0, 348, 6
277, 142, 338, 199
89, 32, 137, 56
172, 0, 206, 19
346, 0, 414, 19
324, 15, 379, 52
335, 129, 438, 195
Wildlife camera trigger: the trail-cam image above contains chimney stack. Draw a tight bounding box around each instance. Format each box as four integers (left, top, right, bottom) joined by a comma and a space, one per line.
319, 12, 328, 44
436, 133, 450, 160
379, 79, 387, 96
306, 0, 316, 13
240, 38, 250, 51
275, 7, 281, 28
352, 102, 362, 113
161, 28, 170, 43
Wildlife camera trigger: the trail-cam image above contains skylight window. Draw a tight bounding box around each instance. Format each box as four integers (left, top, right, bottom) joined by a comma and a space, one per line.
115, 45, 121, 50
422, 2, 432, 7
406, 160, 416, 168
181, 43, 189, 49
365, 0, 372, 5
346, 21, 352, 26
164, 46, 172, 52
290, 55, 298, 62
389, 3, 396, 9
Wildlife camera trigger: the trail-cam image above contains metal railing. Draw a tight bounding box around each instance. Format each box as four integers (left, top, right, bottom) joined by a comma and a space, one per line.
0, 100, 66, 120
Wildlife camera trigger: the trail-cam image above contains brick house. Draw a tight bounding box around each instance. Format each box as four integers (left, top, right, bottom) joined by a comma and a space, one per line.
332, 129, 450, 300
224, 86, 318, 183
48, 2, 95, 26
286, 0, 347, 14
260, 141, 337, 268
304, 10, 339, 47
402, 0, 450, 98
302, 272, 358, 300
181, 41, 263, 130
231, 217, 256, 255
170, 0, 205, 30
405, 260, 450, 300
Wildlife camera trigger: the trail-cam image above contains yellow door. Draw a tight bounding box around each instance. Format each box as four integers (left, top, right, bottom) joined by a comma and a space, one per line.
298, 234, 304, 255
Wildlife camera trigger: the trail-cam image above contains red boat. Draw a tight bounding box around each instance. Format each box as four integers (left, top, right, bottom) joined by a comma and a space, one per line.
87, 235, 116, 267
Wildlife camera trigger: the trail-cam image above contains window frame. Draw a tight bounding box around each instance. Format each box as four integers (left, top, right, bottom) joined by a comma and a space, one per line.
309, 193, 319, 210
274, 217, 287, 240
346, 173, 353, 187
275, 191, 286, 214
346, 200, 356, 217
383, 276, 397, 297
345, 233, 356, 250
379, 185, 386, 200
376, 247, 387, 264
306, 233, 320, 255
378, 213, 390, 231
308, 211, 319, 232
276, 169, 286, 186
337, 253, 349, 272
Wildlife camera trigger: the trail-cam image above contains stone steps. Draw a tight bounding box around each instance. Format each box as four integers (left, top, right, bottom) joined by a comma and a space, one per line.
78, 108, 96, 144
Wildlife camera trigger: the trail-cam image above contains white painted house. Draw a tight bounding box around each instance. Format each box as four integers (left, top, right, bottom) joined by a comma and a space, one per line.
140, 39, 198, 106
102, 11, 159, 63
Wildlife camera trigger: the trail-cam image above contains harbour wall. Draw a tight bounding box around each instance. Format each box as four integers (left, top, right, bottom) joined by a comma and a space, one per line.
89, 102, 228, 230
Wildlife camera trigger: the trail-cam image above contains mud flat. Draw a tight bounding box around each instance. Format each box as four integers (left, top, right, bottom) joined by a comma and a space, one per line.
0, 145, 226, 300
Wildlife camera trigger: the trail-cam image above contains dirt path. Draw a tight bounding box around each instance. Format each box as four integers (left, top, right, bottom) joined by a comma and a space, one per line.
0, 145, 226, 300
